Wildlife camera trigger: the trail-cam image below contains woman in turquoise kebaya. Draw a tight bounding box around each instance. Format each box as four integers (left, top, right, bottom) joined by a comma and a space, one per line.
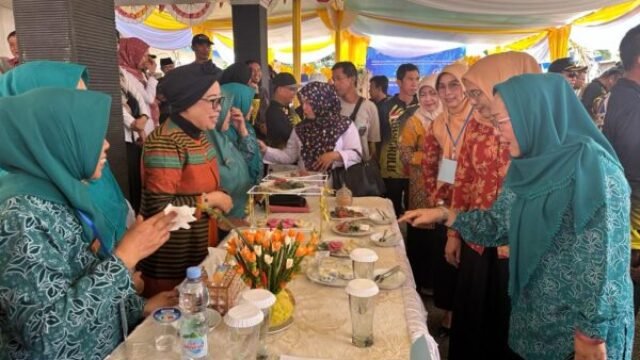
401, 74, 633, 359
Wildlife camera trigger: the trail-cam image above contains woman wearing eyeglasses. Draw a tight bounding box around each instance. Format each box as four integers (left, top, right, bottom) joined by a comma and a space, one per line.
443, 52, 540, 360
421, 63, 473, 336
139, 63, 233, 297
401, 74, 633, 360
399, 74, 442, 295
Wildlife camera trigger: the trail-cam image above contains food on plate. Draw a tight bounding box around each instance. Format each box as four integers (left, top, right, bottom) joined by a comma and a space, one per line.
330, 206, 365, 219
289, 169, 311, 177
261, 218, 313, 229
318, 267, 338, 283
317, 239, 359, 257
335, 221, 370, 234
337, 266, 354, 280
273, 178, 305, 190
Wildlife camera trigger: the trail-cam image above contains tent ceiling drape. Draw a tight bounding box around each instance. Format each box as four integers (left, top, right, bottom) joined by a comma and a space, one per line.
405, 0, 624, 16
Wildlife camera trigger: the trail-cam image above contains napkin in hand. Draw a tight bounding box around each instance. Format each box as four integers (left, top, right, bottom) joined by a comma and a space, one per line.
164, 204, 197, 231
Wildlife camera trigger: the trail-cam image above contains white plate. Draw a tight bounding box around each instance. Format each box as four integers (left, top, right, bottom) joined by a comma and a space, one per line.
331, 221, 375, 237
306, 266, 350, 287
329, 206, 370, 220
319, 238, 365, 258
368, 212, 393, 225
374, 268, 407, 290
370, 231, 401, 247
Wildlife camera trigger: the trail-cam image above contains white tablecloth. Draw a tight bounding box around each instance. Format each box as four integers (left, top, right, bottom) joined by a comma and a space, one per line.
107, 197, 439, 360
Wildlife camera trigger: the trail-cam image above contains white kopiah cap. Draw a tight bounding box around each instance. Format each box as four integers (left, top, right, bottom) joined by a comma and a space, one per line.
350, 248, 379, 263
224, 303, 264, 328
241, 289, 277, 310
346, 279, 379, 298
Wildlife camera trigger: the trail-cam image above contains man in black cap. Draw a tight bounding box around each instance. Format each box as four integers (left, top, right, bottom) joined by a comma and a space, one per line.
548, 57, 588, 88
581, 64, 623, 123
265, 72, 300, 148
191, 33, 221, 75
160, 57, 175, 75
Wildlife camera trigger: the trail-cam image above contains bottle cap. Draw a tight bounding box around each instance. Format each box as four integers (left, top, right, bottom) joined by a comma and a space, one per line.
241, 289, 276, 310
224, 303, 264, 328
186, 266, 201, 280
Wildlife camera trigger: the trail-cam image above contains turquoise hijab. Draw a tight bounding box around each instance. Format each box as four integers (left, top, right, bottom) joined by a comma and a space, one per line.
0, 61, 128, 254
495, 74, 621, 302
221, 82, 263, 184
0, 60, 89, 96
0, 88, 113, 254
205, 96, 252, 218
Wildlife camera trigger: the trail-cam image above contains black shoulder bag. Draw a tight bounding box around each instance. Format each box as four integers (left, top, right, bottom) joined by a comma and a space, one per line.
330, 97, 386, 197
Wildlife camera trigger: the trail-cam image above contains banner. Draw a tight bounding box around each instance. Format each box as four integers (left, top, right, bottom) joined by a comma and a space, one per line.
366, 47, 466, 95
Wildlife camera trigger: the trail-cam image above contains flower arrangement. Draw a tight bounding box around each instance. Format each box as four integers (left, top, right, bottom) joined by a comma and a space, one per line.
225, 227, 319, 294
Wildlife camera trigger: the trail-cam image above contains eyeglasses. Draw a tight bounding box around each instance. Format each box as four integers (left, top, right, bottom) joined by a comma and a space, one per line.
437, 82, 462, 93
201, 96, 225, 108
490, 115, 510, 129
465, 89, 483, 99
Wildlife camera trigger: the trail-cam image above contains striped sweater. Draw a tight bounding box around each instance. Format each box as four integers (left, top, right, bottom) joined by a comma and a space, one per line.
139, 119, 220, 279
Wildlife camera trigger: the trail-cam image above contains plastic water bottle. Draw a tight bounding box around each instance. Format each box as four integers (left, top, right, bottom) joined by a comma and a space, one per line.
179, 266, 209, 360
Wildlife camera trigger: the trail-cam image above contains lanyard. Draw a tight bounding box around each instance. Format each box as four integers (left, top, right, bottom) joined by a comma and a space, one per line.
76, 210, 108, 257
444, 109, 473, 158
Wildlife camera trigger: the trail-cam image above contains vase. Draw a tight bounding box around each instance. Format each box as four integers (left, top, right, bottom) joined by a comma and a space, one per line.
268, 288, 295, 333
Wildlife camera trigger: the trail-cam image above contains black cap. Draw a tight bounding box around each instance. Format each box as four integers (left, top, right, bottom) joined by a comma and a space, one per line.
272, 72, 298, 89
160, 57, 174, 67
192, 33, 213, 46
548, 57, 587, 73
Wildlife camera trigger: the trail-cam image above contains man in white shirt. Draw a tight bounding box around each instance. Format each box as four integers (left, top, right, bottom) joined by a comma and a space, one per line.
332, 61, 381, 161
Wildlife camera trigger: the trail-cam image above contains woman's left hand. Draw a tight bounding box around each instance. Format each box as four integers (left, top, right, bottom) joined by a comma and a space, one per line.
132, 271, 144, 295
230, 107, 249, 137
314, 151, 340, 171
143, 289, 179, 317
574, 331, 606, 360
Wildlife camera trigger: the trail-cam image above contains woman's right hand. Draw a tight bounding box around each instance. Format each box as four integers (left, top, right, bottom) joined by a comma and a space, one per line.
206, 191, 233, 213
115, 211, 177, 269
257, 140, 268, 155
445, 236, 462, 267
399, 208, 445, 228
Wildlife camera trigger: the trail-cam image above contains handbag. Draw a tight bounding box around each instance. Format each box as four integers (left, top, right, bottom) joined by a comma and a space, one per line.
330, 150, 386, 197
330, 97, 385, 197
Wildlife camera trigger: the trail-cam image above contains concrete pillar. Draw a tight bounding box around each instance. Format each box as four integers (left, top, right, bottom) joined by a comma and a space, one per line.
231, 0, 269, 84
12, 0, 129, 196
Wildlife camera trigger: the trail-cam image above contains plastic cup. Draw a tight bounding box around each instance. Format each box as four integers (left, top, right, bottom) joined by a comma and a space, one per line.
346, 279, 379, 348
151, 307, 181, 352
350, 248, 378, 280
224, 303, 264, 360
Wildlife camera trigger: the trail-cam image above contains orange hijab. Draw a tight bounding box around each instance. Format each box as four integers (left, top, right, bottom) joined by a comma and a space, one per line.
462, 51, 541, 104
431, 63, 473, 159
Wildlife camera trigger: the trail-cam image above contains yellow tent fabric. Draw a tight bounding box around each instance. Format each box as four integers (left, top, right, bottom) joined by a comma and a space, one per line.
574, 0, 640, 26
548, 25, 572, 61
144, 9, 190, 30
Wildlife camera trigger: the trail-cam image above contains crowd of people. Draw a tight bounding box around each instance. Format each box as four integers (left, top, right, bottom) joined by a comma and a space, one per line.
0, 23, 639, 360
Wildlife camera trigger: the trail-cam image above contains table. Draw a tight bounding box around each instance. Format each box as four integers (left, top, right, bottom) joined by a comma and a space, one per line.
107, 197, 439, 360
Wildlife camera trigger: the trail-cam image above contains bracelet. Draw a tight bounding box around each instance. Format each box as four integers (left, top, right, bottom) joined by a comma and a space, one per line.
437, 206, 449, 224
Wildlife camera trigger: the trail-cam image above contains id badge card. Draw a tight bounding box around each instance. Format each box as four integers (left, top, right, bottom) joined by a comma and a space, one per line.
437, 158, 457, 184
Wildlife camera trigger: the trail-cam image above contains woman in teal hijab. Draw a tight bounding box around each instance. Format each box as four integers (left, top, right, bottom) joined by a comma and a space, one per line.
0, 60, 129, 254
221, 82, 263, 184
0, 88, 177, 359
206, 89, 253, 223
401, 74, 633, 359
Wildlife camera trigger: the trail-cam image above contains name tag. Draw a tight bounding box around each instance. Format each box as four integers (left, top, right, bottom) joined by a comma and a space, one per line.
437, 158, 457, 184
